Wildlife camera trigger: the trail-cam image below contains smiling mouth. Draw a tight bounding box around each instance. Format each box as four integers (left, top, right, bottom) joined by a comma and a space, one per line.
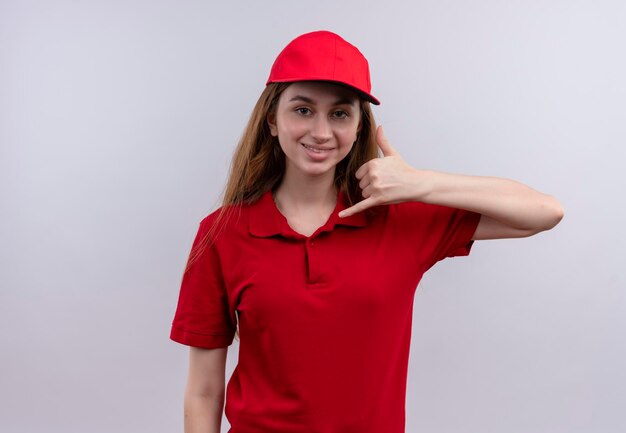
301, 143, 334, 153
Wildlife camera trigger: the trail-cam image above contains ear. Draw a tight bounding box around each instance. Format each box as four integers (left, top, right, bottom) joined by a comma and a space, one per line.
267, 111, 278, 137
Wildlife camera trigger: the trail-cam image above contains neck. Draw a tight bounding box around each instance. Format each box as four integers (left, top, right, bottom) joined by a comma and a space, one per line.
273, 167, 338, 213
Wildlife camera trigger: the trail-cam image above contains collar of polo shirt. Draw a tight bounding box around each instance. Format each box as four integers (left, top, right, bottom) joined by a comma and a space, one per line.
249, 189, 367, 238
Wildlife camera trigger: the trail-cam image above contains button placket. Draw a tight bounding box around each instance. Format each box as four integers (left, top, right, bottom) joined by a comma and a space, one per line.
305, 237, 320, 284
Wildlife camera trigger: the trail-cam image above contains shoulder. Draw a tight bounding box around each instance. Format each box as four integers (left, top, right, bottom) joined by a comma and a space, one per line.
387, 200, 480, 231
199, 191, 271, 227
195, 201, 252, 245
199, 202, 246, 229
387, 200, 443, 221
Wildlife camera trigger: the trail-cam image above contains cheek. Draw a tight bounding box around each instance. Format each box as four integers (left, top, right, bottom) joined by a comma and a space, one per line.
337, 124, 359, 145
277, 115, 306, 138
276, 123, 306, 154
336, 130, 358, 157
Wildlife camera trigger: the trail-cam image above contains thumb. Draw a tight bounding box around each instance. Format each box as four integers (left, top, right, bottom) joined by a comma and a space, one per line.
376, 125, 397, 157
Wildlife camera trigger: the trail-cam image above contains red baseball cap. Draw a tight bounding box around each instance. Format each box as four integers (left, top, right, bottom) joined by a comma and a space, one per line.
266, 30, 380, 105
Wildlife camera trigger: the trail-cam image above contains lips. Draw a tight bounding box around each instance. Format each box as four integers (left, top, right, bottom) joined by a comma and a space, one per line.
301, 143, 334, 153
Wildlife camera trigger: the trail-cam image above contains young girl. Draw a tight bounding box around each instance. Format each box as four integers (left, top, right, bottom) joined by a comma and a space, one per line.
170, 30, 563, 433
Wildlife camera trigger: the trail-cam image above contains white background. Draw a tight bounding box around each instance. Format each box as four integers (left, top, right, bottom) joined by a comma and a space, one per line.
1, 1, 624, 432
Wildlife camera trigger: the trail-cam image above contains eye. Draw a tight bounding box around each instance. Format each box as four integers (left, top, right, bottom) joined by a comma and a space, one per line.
333, 110, 349, 119
296, 107, 312, 116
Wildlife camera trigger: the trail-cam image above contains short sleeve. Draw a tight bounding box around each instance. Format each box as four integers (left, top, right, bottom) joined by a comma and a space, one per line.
425, 204, 481, 266
170, 218, 236, 349
391, 201, 481, 271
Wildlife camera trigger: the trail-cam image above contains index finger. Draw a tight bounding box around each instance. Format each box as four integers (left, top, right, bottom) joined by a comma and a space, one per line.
338, 197, 376, 218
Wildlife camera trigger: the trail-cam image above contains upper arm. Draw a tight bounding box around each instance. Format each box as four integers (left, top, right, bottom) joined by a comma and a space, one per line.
185, 346, 228, 398
170, 218, 237, 349
471, 214, 539, 240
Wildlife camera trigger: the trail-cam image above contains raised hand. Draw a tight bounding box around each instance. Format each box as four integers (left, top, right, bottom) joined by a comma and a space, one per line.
338, 125, 424, 218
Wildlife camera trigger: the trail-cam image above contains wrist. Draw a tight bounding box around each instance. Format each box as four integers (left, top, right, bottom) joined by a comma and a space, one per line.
407, 168, 436, 203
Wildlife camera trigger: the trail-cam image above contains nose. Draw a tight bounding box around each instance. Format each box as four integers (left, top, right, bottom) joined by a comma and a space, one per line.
310, 116, 332, 143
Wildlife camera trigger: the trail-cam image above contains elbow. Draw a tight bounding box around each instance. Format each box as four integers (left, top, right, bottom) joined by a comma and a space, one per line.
537, 195, 565, 233
520, 195, 564, 237
553, 201, 565, 228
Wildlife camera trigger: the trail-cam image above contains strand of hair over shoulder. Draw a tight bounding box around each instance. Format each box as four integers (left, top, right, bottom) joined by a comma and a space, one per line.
183, 204, 242, 274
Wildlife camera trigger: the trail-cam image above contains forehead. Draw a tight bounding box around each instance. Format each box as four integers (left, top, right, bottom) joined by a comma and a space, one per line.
281, 81, 360, 104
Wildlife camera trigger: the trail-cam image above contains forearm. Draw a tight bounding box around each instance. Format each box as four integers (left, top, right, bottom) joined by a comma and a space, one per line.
414, 169, 563, 232
184, 393, 224, 433
338, 130, 564, 237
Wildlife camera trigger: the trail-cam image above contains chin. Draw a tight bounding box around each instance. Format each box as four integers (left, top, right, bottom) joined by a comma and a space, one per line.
299, 164, 336, 178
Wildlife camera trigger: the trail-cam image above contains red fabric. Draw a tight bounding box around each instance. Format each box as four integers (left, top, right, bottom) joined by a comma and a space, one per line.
171, 189, 481, 432
266, 30, 381, 105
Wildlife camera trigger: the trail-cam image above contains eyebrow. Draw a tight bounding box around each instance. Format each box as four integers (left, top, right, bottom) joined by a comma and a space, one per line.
288, 95, 357, 106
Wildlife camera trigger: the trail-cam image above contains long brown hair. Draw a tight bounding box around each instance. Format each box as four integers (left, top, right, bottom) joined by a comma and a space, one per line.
185, 82, 380, 272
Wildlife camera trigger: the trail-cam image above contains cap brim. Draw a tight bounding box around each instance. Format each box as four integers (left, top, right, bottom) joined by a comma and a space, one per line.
267, 78, 380, 105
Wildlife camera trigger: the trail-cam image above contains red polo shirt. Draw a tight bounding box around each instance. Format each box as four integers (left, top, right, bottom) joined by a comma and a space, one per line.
171, 189, 481, 433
